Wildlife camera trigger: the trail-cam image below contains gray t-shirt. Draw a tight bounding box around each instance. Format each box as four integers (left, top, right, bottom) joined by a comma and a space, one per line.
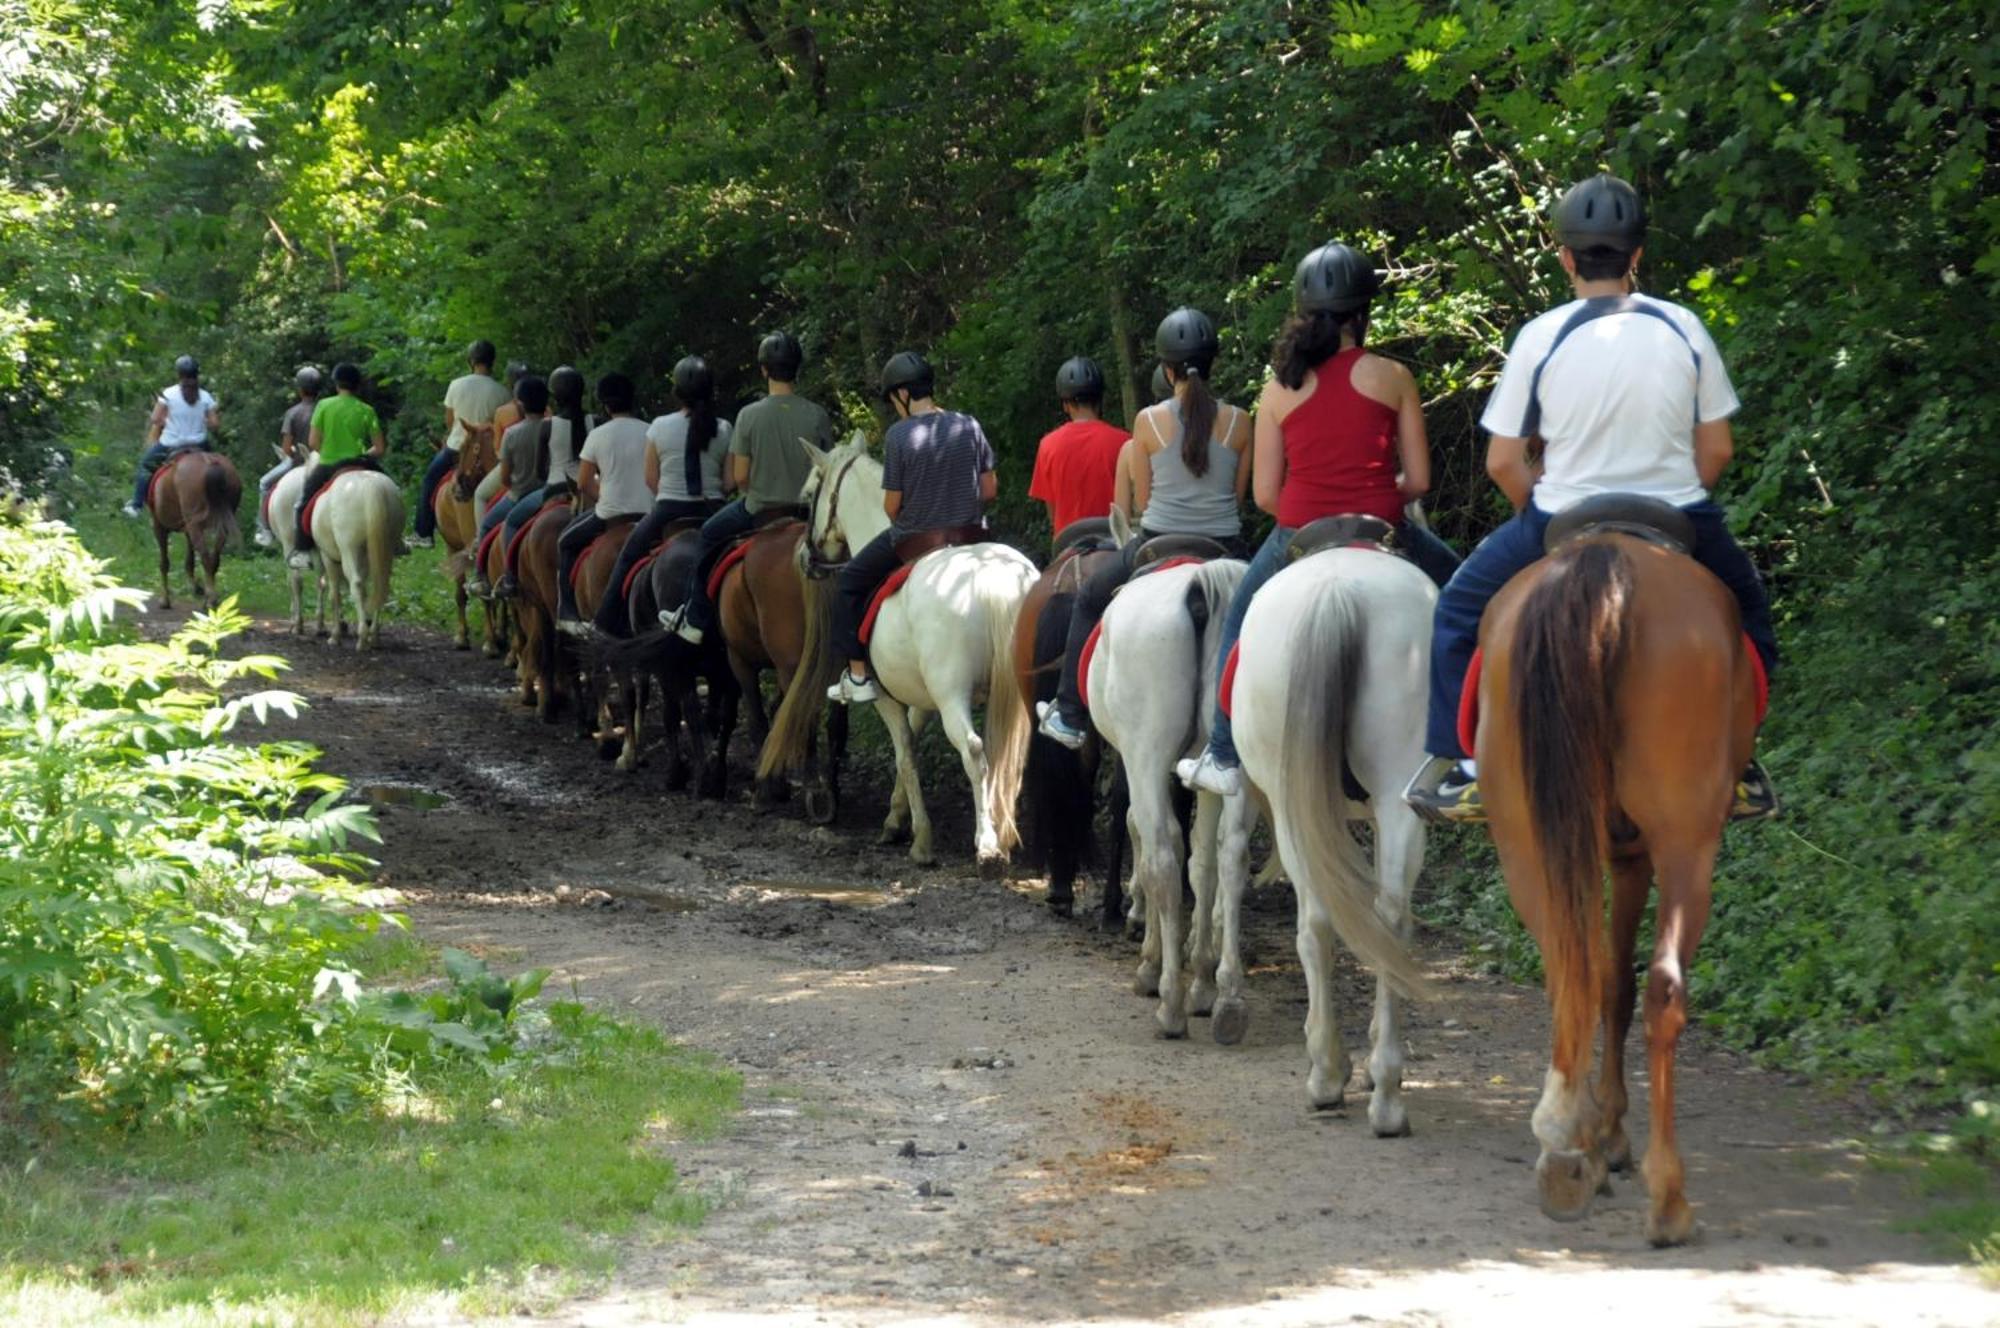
731, 393, 835, 514
281, 400, 316, 458
499, 418, 545, 499
882, 409, 995, 540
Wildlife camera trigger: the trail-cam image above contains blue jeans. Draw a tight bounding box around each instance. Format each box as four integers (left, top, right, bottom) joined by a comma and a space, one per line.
1423, 499, 1779, 759
1204, 519, 1458, 766
478, 493, 518, 541
412, 448, 457, 537
132, 442, 207, 507
681, 497, 758, 633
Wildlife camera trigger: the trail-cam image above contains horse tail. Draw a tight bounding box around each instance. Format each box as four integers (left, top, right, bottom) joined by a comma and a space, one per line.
981, 568, 1033, 856
200, 456, 240, 552
758, 550, 839, 783
1186, 559, 1247, 755
1023, 589, 1093, 883
1272, 577, 1430, 1000
1508, 539, 1630, 1070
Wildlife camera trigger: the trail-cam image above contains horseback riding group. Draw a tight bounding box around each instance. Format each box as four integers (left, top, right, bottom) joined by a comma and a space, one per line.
125, 173, 1777, 1247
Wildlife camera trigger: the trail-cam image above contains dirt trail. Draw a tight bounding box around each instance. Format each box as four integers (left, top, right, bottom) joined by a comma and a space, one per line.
224, 612, 1990, 1327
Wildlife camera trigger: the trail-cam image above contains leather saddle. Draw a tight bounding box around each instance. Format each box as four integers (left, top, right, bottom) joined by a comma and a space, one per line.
1543, 493, 1695, 555
1052, 516, 1115, 559
894, 523, 987, 564
1287, 513, 1400, 563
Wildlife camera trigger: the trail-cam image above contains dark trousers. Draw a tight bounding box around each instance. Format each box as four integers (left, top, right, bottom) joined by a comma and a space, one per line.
556, 511, 608, 620
132, 441, 209, 507
412, 447, 457, 537
594, 500, 714, 636
293, 457, 383, 552
1424, 498, 1779, 759
681, 498, 758, 632
832, 529, 903, 662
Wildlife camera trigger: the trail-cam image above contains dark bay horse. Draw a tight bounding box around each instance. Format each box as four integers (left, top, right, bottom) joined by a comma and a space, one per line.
515, 501, 575, 724
148, 449, 241, 610
1477, 526, 1760, 1247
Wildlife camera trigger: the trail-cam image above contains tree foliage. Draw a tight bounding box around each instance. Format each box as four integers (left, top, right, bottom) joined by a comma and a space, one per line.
5, 1, 1994, 1112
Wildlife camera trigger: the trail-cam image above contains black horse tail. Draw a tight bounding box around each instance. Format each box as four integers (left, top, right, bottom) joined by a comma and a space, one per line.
1024, 591, 1095, 910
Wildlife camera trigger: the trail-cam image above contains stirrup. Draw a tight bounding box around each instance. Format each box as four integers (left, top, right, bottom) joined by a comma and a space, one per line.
1730, 759, 1780, 822
1404, 756, 1484, 826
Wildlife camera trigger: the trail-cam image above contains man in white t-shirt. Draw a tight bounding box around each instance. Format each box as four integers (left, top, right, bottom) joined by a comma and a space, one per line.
123, 355, 220, 517
556, 372, 655, 631
410, 339, 511, 547
1406, 173, 1778, 824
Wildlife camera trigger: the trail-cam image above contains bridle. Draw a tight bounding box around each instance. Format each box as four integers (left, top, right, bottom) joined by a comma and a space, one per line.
802, 450, 865, 580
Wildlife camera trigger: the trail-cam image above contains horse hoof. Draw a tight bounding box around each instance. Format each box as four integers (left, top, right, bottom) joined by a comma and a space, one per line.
1099, 906, 1124, 934
453, 638, 470, 652
1603, 1130, 1634, 1174
908, 844, 935, 867
1131, 965, 1161, 998
976, 852, 1005, 880
1536, 1149, 1603, 1223
1155, 1011, 1188, 1040
1646, 1201, 1700, 1248
803, 787, 836, 826
1046, 892, 1074, 919
1189, 980, 1217, 1016
1368, 1095, 1411, 1138
877, 824, 910, 847
1211, 1000, 1249, 1046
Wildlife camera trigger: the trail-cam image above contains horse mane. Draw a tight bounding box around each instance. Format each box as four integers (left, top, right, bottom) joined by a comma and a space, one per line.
1507, 538, 1633, 1072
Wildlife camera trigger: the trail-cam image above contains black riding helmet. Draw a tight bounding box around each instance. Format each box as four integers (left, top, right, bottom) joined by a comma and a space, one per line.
1295, 241, 1380, 314
757, 331, 804, 381
879, 350, 934, 402
549, 365, 586, 408
174, 354, 199, 379
1154, 307, 1218, 376
673, 355, 715, 402
1055, 355, 1105, 403
295, 365, 324, 396
1554, 173, 1646, 252
504, 359, 531, 387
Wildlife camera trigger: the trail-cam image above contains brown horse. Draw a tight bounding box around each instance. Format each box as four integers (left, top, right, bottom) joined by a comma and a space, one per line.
514, 500, 575, 723
1477, 529, 1759, 1247
432, 428, 500, 652
477, 523, 525, 695
735, 520, 848, 822
1011, 541, 1128, 925
568, 515, 637, 752
147, 450, 241, 610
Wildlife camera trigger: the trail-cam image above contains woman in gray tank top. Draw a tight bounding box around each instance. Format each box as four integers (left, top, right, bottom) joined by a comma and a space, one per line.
1039, 307, 1251, 748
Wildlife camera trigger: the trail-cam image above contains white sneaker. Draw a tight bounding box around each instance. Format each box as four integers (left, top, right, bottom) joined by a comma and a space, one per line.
287, 551, 314, 572
120, 501, 144, 519
253, 529, 276, 548
407, 534, 434, 549
557, 618, 596, 640
827, 671, 880, 705
1176, 751, 1243, 796
658, 606, 703, 644
1035, 701, 1087, 751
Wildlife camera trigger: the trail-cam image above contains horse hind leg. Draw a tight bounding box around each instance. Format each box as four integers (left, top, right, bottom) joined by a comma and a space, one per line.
452, 574, 471, 650
1185, 790, 1224, 1017
154, 523, 173, 609
1598, 856, 1652, 1174
1640, 840, 1715, 1247
935, 696, 1001, 871
877, 698, 933, 866
1209, 789, 1257, 1046
1362, 799, 1424, 1138
1296, 884, 1351, 1108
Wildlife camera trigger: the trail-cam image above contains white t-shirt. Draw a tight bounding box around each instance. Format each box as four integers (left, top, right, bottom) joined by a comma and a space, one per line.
442, 372, 512, 452
544, 413, 595, 485
1480, 294, 1739, 514
578, 417, 656, 519
646, 414, 732, 502
158, 386, 216, 446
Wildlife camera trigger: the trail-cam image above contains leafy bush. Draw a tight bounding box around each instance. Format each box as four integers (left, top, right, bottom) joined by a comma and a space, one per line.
0, 515, 541, 1126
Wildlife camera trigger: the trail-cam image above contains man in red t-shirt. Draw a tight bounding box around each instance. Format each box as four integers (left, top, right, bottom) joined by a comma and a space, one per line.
1028, 356, 1129, 542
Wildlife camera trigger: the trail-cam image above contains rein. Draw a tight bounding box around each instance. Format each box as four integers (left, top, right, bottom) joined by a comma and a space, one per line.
803, 451, 865, 580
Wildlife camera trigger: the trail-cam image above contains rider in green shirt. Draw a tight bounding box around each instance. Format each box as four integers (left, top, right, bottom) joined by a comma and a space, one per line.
288, 363, 387, 566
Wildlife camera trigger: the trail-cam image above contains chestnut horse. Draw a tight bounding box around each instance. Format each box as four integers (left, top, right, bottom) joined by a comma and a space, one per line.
432, 428, 500, 652
742, 519, 848, 821
513, 500, 575, 724
147, 449, 240, 610
1477, 528, 1760, 1247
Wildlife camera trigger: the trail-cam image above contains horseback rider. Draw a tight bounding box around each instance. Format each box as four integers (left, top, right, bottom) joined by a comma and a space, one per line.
556, 373, 652, 632
255, 365, 322, 547
465, 374, 551, 598
1402, 173, 1780, 823
1028, 356, 1129, 541
286, 362, 386, 568
592, 356, 733, 638
492, 365, 590, 600
410, 339, 510, 549
471, 360, 535, 516
661, 330, 835, 645
1177, 242, 1460, 795
122, 355, 219, 518
1036, 308, 1251, 750
825, 351, 998, 705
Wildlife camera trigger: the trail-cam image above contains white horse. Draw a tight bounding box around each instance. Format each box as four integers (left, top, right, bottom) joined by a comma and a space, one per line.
1225, 547, 1435, 1135
1085, 535, 1255, 1041
800, 433, 1036, 869
285, 462, 404, 651
269, 461, 324, 636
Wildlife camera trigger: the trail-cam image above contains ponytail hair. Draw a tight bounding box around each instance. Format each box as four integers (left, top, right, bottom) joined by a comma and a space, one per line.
1167, 358, 1219, 478
681, 383, 718, 458
1271, 308, 1368, 391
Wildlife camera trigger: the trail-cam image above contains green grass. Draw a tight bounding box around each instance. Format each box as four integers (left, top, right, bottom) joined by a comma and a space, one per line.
0, 1004, 741, 1326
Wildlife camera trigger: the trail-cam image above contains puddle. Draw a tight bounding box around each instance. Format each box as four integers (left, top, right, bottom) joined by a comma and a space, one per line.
356, 783, 448, 811
738, 878, 891, 908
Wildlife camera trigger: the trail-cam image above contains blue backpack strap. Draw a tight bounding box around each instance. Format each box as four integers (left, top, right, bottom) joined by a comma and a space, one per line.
1519, 295, 1701, 438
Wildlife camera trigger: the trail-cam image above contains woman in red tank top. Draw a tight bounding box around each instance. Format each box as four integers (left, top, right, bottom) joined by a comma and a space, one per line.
1177, 242, 1461, 795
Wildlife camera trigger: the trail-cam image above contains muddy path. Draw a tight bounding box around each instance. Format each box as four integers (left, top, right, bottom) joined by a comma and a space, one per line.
216, 610, 1989, 1327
